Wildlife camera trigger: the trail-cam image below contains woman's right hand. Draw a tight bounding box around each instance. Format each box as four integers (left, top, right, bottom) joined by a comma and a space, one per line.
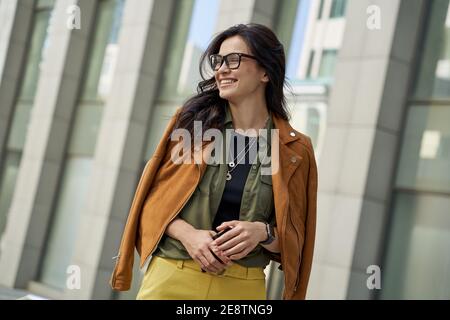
181, 229, 233, 273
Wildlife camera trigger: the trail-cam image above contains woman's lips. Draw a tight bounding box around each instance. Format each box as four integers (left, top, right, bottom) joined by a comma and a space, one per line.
218, 79, 238, 88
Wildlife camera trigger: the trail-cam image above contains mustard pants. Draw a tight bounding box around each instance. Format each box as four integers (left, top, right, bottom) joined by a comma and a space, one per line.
136, 256, 266, 300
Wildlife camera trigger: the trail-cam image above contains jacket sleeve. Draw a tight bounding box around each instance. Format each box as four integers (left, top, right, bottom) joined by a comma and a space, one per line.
109, 106, 183, 291
292, 136, 318, 299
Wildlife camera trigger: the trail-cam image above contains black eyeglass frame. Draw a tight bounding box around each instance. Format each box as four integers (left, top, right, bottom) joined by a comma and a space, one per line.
209, 52, 258, 71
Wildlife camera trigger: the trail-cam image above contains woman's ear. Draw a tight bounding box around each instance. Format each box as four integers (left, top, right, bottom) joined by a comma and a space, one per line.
262, 72, 269, 83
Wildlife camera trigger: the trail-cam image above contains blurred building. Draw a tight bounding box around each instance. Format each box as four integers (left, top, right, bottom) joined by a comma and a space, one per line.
0, 0, 448, 300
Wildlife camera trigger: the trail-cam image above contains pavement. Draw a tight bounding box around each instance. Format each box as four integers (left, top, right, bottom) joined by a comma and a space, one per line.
0, 285, 48, 300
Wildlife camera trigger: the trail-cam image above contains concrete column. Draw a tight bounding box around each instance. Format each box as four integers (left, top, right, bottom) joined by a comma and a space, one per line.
67, 0, 176, 299
309, 0, 427, 299
0, 0, 34, 178
216, 0, 277, 32
0, 0, 96, 292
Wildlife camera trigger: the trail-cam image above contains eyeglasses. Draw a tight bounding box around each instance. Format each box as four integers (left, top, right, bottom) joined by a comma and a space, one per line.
209, 52, 258, 71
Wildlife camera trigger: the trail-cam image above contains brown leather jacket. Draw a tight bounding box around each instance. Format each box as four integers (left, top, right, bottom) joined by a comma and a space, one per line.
109, 107, 318, 299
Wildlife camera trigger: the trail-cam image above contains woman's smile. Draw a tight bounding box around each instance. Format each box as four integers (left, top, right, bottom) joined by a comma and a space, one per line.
218, 78, 238, 89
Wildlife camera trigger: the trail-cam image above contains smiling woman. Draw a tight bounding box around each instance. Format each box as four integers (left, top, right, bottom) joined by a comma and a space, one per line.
110, 23, 318, 301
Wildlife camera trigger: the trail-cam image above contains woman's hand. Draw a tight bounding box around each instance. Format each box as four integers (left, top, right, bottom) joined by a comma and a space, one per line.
210, 220, 267, 260
180, 229, 233, 273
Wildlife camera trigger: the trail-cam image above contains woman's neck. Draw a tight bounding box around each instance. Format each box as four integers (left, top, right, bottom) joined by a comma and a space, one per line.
228, 97, 269, 133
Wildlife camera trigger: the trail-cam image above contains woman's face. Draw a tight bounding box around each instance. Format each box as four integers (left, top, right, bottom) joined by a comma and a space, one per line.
214, 35, 268, 103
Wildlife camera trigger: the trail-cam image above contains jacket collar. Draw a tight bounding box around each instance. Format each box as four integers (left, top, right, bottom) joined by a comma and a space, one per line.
271, 112, 301, 146
195, 105, 302, 169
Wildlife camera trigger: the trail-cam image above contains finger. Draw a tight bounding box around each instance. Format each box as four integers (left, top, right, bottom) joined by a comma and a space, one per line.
212, 226, 240, 246
198, 255, 218, 273
224, 242, 247, 256
204, 250, 223, 271
209, 230, 217, 238
211, 246, 232, 264
217, 220, 238, 229
229, 247, 249, 260
197, 256, 210, 271
217, 235, 244, 251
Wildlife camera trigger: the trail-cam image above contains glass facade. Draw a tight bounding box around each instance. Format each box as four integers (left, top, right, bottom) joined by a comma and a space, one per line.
0, 0, 55, 240
318, 49, 338, 79
317, 0, 325, 19
158, 0, 220, 101
284, 0, 312, 81
144, 0, 220, 161
330, 0, 347, 18
273, 0, 344, 155
39, 0, 125, 289
274, 0, 299, 58
381, 0, 450, 299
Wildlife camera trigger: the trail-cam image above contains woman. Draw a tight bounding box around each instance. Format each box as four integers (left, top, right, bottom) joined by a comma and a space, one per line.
110, 23, 318, 300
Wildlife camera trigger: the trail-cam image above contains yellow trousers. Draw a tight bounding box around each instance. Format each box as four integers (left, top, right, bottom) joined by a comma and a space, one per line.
136, 256, 266, 300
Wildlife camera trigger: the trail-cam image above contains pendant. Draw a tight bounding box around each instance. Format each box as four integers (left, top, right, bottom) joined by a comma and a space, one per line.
226, 171, 232, 181
228, 161, 235, 167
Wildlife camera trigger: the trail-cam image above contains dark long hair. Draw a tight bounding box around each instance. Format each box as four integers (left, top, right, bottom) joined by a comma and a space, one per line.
172, 23, 290, 148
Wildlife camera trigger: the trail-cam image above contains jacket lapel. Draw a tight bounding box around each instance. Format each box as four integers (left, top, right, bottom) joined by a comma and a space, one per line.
271, 112, 303, 192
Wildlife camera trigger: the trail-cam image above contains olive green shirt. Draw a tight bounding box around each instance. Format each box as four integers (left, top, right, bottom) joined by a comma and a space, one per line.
153, 105, 276, 268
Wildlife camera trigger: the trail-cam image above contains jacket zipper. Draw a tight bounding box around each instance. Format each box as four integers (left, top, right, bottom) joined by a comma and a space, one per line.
290, 208, 302, 293
112, 253, 121, 274
280, 198, 289, 293
142, 162, 201, 263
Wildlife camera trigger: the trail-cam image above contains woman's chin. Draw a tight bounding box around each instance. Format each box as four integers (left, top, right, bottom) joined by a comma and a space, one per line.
219, 90, 237, 100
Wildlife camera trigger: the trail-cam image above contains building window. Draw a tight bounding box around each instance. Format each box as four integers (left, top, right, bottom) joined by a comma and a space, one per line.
275, 0, 312, 80
274, 0, 300, 57
317, 0, 325, 19
318, 49, 337, 79
143, 0, 220, 161
39, 0, 125, 289
381, 0, 450, 299
414, 0, 450, 99
330, 0, 347, 18
306, 50, 315, 79
158, 0, 220, 101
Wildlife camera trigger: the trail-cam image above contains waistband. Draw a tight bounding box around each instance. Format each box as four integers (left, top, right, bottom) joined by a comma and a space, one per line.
153, 256, 266, 280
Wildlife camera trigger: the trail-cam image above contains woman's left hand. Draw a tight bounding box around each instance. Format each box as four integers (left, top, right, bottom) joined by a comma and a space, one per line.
210, 220, 267, 260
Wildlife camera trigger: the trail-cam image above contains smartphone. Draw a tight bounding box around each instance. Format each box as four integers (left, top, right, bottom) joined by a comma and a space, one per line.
207, 226, 233, 266
212, 226, 232, 240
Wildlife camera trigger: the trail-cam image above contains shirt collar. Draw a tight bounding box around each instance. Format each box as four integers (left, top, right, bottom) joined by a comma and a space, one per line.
224, 104, 273, 146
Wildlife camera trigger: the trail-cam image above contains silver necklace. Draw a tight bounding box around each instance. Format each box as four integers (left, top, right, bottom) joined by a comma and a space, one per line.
226, 116, 269, 181
226, 136, 258, 181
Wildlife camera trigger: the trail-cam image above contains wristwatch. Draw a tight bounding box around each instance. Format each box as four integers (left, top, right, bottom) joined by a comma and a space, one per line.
260, 223, 275, 245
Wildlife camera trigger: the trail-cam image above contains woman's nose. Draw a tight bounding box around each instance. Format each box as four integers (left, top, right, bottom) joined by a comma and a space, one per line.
217, 60, 231, 73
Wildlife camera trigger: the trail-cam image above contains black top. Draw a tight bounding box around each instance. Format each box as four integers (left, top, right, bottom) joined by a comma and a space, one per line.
212, 131, 259, 230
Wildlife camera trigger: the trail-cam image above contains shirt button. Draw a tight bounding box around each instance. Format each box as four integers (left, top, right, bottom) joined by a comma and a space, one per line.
290, 131, 296, 137
291, 156, 297, 163
252, 165, 257, 169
